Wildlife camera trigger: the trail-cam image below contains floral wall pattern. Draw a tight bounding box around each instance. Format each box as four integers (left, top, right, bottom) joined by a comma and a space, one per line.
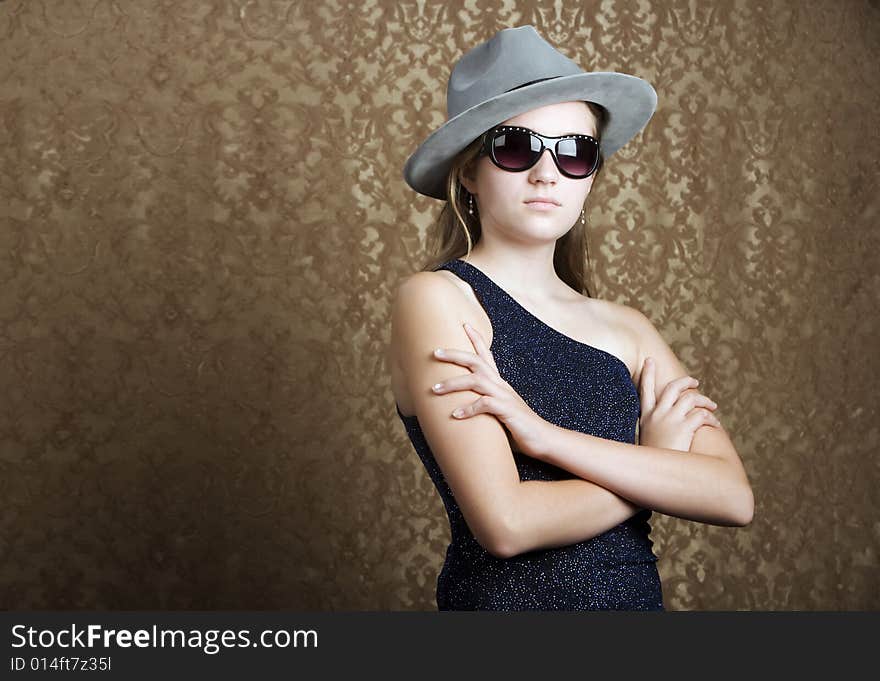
0, 0, 877, 610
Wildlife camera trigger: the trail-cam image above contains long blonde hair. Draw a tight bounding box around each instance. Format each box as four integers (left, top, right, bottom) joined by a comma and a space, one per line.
420, 101, 608, 298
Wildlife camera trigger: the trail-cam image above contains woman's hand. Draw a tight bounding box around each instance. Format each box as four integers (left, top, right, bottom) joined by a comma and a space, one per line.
431, 322, 552, 459
638, 356, 722, 452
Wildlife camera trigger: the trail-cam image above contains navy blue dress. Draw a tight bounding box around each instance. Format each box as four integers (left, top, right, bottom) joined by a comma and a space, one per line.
396, 258, 663, 611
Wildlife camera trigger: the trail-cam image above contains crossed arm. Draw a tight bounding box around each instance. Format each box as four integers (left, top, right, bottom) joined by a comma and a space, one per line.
392, 273, 754, 559
531, 304, 754, 528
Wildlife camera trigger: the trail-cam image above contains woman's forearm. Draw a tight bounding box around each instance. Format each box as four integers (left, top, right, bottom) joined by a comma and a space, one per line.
499, 479, 642, 557
537, 424, 753, 527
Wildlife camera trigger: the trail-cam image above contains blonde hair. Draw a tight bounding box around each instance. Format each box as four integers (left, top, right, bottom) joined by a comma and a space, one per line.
420, 101, 608, 298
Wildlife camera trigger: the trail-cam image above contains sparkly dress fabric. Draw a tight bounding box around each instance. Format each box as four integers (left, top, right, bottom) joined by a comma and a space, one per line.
396, 258, 664, 611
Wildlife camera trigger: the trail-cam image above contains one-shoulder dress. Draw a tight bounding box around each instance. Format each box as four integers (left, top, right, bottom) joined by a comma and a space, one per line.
396, 258, 663, 610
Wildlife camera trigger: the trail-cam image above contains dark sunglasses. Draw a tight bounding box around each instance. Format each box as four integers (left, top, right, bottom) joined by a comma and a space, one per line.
479, 125, 602, 179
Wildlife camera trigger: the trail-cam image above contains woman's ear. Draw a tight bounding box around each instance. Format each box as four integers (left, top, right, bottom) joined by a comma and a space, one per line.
459, 164, 477, 195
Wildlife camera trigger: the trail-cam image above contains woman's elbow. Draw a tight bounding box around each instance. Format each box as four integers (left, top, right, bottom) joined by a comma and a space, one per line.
475, 512, 521, 559
483, 538, 516, 559
730, 484, 755, 527
484, 536, 522, 559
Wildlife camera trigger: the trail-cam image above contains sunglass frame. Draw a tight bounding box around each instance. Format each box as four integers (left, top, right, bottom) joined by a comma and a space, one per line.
479, 125, 602, 179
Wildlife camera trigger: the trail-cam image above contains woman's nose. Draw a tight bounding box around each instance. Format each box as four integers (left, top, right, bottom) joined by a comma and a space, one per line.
530, 148, 559, 180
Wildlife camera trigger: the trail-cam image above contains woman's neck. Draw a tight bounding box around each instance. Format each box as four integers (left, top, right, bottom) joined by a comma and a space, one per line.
464, 246, 564, 298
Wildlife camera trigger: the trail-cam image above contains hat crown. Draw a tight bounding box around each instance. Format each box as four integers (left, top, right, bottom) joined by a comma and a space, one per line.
447, 26, 584, 119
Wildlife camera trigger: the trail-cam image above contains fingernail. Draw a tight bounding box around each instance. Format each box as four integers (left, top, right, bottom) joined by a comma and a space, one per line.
452, 408, 464, 417
434, 348, 444, 356
463, 322, 472, 331
432, 383, 443, 392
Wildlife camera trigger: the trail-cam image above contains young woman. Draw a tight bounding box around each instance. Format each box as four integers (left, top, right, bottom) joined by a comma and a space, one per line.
390, 25, 754, 611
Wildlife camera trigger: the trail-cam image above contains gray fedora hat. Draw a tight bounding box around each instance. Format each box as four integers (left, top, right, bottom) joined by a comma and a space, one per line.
403, 25, 658, 200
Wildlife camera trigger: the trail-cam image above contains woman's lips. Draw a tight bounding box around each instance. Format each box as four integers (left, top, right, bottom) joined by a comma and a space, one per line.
524, 200, 559, 210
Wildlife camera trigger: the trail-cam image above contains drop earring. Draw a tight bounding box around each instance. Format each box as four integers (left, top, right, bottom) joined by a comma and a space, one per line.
580, 209, 586, 225
468, 193, 475, 215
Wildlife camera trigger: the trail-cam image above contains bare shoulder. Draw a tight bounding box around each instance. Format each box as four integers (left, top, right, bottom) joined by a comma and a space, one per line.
391, 269, 491, 345
391, 270, 476, 327
601, 299, 652, 341
616, 302, 666, 362
393, 269, 467, 303
581, 297, 645, 376
390, 271, 455, 354
611, 301, 691, 389
389, 270, 493, 414
590, 296, 642, 324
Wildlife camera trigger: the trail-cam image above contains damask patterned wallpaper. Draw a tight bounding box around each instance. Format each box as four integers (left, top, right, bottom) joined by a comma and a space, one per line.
0, 1, 877, 610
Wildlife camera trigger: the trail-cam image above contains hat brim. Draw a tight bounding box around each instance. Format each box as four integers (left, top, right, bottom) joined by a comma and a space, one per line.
403, 72, 657, 200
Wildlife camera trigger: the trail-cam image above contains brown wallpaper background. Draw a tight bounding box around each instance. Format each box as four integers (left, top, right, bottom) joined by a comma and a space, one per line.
0, 0, 877, 611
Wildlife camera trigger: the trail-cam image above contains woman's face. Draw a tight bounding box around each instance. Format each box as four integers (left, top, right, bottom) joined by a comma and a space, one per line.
462, 100, 598, 246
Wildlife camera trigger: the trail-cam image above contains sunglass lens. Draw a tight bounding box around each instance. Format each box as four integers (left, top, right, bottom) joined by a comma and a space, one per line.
556, 138, 599, 177
491, 129, 538, 171
491, 129, 599, 177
